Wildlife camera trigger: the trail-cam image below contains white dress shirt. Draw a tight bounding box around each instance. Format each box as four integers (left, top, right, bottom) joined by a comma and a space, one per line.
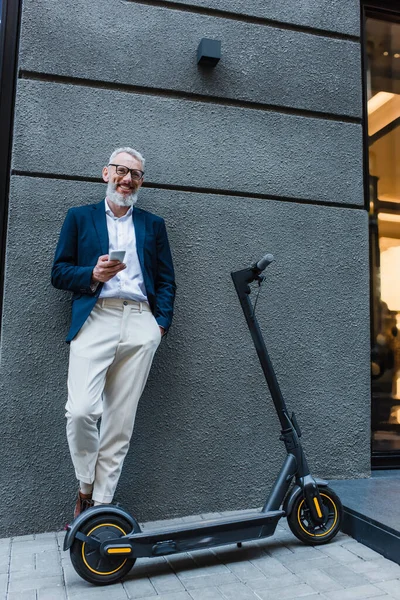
99, 199, 148, 302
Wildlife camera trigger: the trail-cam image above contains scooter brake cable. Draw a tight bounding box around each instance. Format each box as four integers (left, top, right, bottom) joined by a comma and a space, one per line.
251, 276, 265, 318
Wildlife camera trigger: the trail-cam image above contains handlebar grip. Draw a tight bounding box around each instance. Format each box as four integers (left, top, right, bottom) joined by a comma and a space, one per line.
255, 254, 274, 272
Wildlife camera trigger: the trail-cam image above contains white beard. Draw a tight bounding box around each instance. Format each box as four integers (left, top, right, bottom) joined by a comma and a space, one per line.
106, 182, 139, 207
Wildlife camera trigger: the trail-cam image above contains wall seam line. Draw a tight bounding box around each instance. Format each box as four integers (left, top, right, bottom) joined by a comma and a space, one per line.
18, 70, 363, 125
123, 0, 360, 41
10, 171, 366, 211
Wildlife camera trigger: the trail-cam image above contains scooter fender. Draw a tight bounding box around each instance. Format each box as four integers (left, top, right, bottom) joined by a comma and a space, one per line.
283, 478, 328, 517
63, 505, 139, 551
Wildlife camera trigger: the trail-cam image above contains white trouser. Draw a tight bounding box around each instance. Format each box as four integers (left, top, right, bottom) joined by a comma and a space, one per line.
65, 298, 161, 503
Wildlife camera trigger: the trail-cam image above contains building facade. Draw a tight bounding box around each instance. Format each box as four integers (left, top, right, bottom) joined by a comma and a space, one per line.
0, 0, 389, 536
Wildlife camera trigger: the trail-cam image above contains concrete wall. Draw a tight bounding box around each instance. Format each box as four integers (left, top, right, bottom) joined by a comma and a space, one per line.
0, 0, 369, 536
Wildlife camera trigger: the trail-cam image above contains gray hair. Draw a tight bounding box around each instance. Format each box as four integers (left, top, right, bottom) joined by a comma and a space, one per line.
108, 147, 145, 170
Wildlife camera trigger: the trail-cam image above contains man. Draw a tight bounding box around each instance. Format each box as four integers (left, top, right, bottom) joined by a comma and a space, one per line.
52, 147, 176, 518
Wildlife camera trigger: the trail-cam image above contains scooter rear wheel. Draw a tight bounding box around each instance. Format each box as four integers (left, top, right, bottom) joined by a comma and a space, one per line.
70, 514, 136, 585
287, 486, 343, 545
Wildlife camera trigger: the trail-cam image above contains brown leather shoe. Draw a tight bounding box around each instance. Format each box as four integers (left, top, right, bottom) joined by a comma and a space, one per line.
74, 490, 94, 519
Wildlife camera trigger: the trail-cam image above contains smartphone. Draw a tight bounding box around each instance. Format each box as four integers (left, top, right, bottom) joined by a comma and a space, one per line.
109, 250, 126, 263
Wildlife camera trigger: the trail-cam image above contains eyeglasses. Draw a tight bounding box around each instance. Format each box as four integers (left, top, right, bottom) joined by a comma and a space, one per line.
108, 164, 144, 180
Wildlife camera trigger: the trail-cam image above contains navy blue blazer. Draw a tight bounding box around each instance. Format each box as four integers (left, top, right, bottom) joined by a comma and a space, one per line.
51, 200, 176, 342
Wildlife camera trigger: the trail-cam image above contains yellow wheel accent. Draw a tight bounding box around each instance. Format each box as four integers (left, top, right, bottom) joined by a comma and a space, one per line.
313, 497, 323, 518
297, 493, 338, 538
82, 523, 127, 575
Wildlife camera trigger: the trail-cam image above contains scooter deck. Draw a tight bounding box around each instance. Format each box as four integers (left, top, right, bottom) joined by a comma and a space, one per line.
113, 509, 285, 557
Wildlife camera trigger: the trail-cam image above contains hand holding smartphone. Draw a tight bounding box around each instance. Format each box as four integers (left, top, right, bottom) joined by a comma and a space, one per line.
109, 250, 126, 263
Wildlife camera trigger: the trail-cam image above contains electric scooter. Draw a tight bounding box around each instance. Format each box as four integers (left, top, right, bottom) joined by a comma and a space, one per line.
64, 254, 343, 586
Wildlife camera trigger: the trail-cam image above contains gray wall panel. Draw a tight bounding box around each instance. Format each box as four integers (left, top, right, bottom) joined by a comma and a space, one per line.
19, 0, 362, 118
161, 0, 360, 36
12, 80, 363, 206
0, 176, 369, 536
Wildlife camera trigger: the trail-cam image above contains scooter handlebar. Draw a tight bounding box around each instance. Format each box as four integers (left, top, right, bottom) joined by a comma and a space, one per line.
255, 253, 274, 272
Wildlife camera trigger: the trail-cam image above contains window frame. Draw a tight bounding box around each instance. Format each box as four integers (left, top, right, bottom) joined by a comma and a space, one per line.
0, 0, 23, 333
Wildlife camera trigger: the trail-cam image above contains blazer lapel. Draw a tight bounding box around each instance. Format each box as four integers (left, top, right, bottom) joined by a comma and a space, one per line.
132, 207, 145, 271
91, 200, 109, 255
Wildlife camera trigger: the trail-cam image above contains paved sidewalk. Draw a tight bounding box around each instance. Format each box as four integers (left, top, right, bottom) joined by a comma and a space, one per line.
1, 511, 400, 600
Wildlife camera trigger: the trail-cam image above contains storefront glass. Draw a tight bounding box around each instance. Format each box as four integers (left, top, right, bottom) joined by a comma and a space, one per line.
367, 15, 400, 466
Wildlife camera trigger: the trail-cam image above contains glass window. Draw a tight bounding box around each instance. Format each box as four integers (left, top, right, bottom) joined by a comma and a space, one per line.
367, 16, 400, 465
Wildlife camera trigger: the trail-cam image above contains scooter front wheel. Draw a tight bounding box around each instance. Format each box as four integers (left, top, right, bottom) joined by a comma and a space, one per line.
287, 486, 343, 545
70, 514, 136, 585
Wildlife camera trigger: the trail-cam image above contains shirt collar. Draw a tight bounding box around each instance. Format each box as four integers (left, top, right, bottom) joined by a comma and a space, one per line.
104, 198, 133, 218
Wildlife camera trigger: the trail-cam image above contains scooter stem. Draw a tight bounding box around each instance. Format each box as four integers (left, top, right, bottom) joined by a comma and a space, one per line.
231, 266, 291, 431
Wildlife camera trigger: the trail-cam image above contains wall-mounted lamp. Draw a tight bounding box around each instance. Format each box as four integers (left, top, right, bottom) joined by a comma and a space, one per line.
197, 38, 221, 67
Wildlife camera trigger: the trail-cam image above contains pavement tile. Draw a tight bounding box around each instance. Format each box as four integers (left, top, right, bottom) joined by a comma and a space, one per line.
257, 540, 295, 559
318, 564, 369, 588
123, 576, 156, 598
179, 564, 229, 580
68, 583, 129, 599
8, 573, 63, 593
222, 559, 265, 582
0, 554, 10, 575
344, 541, 384, 561
325, 584, 388, 599
149, 571, 186, 594
349, 557, 398, 574
316, 544, 364, 563
12, 535, 35, 543
283, 542, 324, 557
188, 587, 226, 599
213, 545, 263, 565
183, 573, 239, 590
62, 563, 84, 588
254, 582, 318, 599
127, 594, 192, 600
266, 527, 293, 538
0, 573, 7, 595
132, 558, 172, 578
190, 549, 226, 569
9, 552, 35, 574
10, 542, 39, 556
35, 533, 56, 541
375, 580, 400, 599
166, 553, 197, 573
38, 585, 67, 599
296, 567, 344, 592
246, 572, 302, 591
217, 582, 260, 599
168, 551, 230, 580
7, 591, 37, 600
326, 531, 351, 544
248, 554, 299, 578
364, 563, 400, 583
35, 551, 62, 574
284, 556, 337, 574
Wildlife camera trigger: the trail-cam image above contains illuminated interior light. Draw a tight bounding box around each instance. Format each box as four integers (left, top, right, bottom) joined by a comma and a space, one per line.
368, 91, 396, 114
378, 213, 400, 223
